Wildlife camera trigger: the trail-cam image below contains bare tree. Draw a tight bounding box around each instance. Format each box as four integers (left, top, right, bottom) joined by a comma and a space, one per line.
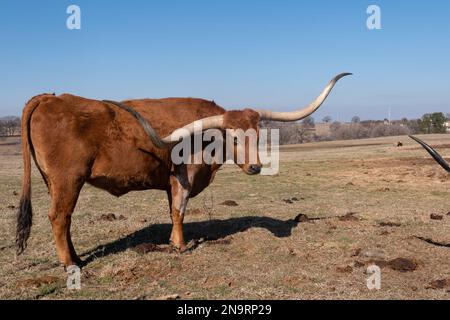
322, 116, 332, 124
0, 117, 20, 136
263, 120, 316, 145
369, 124, 411, 137
302, 116, 315, 128
0, 121, 6, 137
330, 123, 368, 140
295, 125, 314, 144
351, 116, 361, 124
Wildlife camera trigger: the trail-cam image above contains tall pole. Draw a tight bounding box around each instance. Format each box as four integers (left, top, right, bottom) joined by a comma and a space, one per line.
388, 107, 391, 125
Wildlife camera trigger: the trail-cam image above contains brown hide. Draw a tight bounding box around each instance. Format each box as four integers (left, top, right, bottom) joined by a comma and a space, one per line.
30, 95, 227, 196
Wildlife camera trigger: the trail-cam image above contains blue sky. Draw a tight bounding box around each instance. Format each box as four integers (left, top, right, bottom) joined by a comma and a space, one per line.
1, 0, 449, 121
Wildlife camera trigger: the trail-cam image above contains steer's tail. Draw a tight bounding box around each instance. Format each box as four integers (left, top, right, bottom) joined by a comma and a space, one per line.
16, 94, 51, 255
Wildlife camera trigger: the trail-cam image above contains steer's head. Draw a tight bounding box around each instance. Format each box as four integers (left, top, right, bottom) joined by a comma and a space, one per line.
223, 109, 262, 175
126, 73, 352, 175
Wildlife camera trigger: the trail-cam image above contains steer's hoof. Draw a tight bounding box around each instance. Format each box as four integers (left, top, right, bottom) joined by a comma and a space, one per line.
63, 263, 82, 273
170, 242, 188, 254
61, 256, 84, 271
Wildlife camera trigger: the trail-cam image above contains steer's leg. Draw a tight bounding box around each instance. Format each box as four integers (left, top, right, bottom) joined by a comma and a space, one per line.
168, 166, 191, 252
48, 178, 84, 268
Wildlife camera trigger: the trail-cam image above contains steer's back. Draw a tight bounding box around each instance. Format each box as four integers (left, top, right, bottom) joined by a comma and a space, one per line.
27, 94, 226, 196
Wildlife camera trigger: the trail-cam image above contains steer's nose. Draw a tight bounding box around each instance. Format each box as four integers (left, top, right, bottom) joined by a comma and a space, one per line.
249, 165, 262, 174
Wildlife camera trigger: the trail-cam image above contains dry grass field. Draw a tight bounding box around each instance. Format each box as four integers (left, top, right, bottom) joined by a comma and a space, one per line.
1, 134, 450, 300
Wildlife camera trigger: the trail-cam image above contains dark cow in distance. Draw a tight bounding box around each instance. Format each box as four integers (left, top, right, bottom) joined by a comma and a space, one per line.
16, 73, 351, 268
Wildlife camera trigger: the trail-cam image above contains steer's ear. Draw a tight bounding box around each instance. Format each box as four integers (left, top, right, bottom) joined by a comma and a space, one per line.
223, 109, 261, 129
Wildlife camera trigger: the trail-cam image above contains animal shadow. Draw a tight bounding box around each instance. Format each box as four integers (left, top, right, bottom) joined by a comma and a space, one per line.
81, 216, 301, 265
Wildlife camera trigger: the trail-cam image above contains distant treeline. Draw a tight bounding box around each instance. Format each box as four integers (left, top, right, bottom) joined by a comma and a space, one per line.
1, 112, 449, 144
263, 112, 450, 145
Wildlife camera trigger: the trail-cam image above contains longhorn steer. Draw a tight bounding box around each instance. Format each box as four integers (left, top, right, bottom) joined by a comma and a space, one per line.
16, 73, 351, 268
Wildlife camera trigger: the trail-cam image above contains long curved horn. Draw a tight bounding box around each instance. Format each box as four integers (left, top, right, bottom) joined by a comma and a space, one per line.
257, 73, 352, 121
105, 73, 351, 148
103, 100, 224, 148
409, 135, 450, 173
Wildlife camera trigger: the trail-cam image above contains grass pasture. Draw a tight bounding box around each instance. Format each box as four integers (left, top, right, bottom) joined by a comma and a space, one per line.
1, 134, 450, 299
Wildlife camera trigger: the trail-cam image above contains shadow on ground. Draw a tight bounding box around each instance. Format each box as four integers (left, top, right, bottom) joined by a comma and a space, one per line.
81, 216, 301, 265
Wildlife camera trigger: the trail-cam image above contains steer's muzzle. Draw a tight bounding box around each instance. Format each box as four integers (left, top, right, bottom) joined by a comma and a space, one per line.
247, 164, 262, 175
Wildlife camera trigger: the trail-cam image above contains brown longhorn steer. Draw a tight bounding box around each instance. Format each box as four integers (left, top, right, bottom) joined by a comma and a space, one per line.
16, 73, 351, 268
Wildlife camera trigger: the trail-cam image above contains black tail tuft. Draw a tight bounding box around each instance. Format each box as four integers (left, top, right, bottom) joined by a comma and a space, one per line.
16, 196, 32, 255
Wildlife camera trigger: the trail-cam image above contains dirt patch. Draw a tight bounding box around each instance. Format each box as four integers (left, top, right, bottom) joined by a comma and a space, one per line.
379, 222, 402, 227
131, 244, 173, 254
430, 214, 443, 221
220, 200, 238, 207
426, 279, 450, 290
351, 248, 362, 257
294, 214, 311, 223
187, 208, 205, 216
157, 294, 180, 300
207, 237, 233, 246
17, 276, 60, 288
113, 268, 140, 282
99, 213, 127, 221
100, 213, 117, 221
293, 212, 361, 224
282, 276, 304, 287
389, 258, 418, 272
359, 249, 385, 259
201, 276, 233, 290
283, 142, 387, 153
338, 212, 360, 222
0, 141, 20, 146
0, 245, 14, 252
283, 197, 300, 204
370, 258, 418, 273
365, 157, 438, 170
336, 266, 353, 273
